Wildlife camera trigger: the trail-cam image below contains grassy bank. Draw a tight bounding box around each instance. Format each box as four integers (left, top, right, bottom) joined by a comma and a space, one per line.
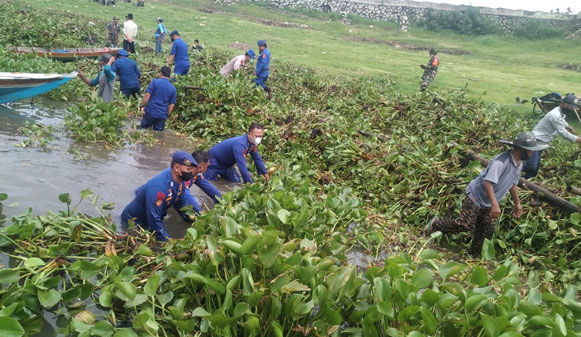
20, 0, 581, 105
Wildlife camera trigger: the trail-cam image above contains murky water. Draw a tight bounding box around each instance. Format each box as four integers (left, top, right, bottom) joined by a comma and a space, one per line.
0, 100, 235, 239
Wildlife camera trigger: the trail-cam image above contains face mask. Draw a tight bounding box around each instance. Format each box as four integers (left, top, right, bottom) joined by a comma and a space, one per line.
253, 137, 262, 146
180, 170, 194, 181
171, 37, 176, 42
521, 149, 530, 161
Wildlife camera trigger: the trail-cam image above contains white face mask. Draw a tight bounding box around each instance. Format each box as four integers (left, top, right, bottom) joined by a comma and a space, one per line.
253, 137, 262, 146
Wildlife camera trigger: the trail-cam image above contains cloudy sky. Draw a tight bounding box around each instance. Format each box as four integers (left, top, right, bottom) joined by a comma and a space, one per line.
421, 0, 578, 13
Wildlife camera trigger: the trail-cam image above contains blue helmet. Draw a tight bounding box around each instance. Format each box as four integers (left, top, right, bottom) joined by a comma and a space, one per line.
246, 49, 256, 59
257, 39, 267, 47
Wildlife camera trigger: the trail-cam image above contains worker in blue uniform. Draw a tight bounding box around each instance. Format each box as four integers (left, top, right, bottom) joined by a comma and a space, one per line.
121, 151, 199, 241
167, 30, 190, 76
111, 49, 141, 98
205, 123, 269, 184
185, 150, 223, 213
140, 66, 176, 131
254, 39, 272, 99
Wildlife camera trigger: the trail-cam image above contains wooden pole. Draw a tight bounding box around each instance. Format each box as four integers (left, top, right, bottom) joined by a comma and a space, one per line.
465, 151, 581, 213
567, 185, 581, 196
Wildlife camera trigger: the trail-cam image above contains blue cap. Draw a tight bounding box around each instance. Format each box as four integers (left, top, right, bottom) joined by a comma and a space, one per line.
257, 39, 267, 46
169, 30, 179, 37
172, 150, 197, 167
117, 49, 128, 57
246, 49, 256, 59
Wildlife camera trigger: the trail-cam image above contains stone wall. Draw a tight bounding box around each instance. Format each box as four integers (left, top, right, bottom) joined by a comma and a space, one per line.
216, 0, 580, 32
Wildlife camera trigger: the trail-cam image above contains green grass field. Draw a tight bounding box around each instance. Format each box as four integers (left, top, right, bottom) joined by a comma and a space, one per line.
28, 0, 581, 105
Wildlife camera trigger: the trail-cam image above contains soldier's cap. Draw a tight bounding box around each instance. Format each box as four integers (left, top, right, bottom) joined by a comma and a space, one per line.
117, 49, 128, 57
563, 94, 579, 109
98, 54, 112, 63
499, 132, 549, 152
172, 151, 198, 167
246, 49, 256, 59
169, 30, 179, 37
113, 16, 119, 20
257, 39, 267, 46
429, 48, 438, 54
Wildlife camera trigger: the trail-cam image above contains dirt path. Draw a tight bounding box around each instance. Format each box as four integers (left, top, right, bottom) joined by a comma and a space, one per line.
343, 36, 471, 55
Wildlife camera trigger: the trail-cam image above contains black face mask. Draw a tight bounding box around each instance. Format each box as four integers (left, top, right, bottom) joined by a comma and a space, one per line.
180, 170, 194, 181
171, 37, 176, 42
521, 149, 530, 161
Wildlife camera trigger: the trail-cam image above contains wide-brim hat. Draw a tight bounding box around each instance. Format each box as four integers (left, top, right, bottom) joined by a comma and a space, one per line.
499, 131, 550, 151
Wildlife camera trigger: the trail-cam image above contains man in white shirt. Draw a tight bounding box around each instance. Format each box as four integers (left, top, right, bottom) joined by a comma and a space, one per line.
123, 13, 138, 54
220, 50, 255, 79
524, 94, 581, 178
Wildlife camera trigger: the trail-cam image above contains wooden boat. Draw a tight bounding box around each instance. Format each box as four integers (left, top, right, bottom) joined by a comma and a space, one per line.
0, 71, 78, 104
13, 47, 122, 62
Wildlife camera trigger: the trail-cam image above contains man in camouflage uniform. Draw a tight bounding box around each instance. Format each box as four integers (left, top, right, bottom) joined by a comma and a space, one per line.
106, 16, 121, 48
420, 48, 439, 92
424, 132, 549, 257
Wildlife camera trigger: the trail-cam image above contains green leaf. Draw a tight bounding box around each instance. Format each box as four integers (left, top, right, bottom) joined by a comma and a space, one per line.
438, 261, 467, 280
421, 307, 437, 334
92, 320, 114, 337
38, 289, 61, 308
482, 239, 495, 260
156, 291, 173, 307
113, 328, 138, 337
480, 313, 500, 337
0, 317, 25, 337
99, 291, 113, 307
437, 293, 459, 309
24, 258, 45, 271
271, 321, 283, 337
0, 270, 19, 284
412, 268, 434, 289
470, 266, 489, 286
498, 332, 524, 337
277, 209, 291, 224
135, 245, 154, 257
554, 313, 566, 337
58, 193, 71, 205
0, 193, 7, 201
144, 275, 160, 297
492, 265, 508, 281
465, 294, 488, 313
72, 318, 91, 333
192, 307, 211, 317
115, 281, 137, 300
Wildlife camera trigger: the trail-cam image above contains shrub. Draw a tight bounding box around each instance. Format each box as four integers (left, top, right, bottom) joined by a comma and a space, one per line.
513, 20, 564, 39
421, 7, 501, 36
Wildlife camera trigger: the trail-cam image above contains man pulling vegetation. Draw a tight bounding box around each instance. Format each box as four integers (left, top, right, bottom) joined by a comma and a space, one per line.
77, 54, 116, 103
139, 66, 176, 131
167, 31, 190, 76
424, 132, 549, 257
523, 94, 581, 179
185, 150, 223, 213
220, 49, 255, 78
205, 123, 269, 184
254, 39, 272, 99
420, 48, 439, 92
111, 49, 141, 98
121, 151, 199, 241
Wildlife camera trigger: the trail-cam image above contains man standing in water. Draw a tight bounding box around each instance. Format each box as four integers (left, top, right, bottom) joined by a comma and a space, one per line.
167, 31, 190, 76
77, 54, 116, 103
254, 39, 272, 99
420, 48, 439, 92
140, 66, 176, 131
106, 16, 120, 48
205, 123, 269, 184
121, 151, 200, 241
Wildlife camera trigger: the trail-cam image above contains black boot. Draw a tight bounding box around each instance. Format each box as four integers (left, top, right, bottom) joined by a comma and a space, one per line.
265, 86, 272, 100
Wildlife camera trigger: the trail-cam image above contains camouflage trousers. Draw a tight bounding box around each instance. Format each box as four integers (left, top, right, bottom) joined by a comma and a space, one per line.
433, 195, 497, 256
420, 71, 436, 90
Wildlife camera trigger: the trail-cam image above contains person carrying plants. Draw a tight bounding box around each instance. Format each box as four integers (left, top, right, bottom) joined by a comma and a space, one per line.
106, 16, 120, 48
184, 150, 223, 213
424, 132, 549, 257
111, 49, 141, 98
154, 17, 168, 56
77, 54, 116, 103
205, 123, 269, 184
523, 94, 581, 179
122, 13, 138, 54
254, 39, 272, 99
139, 66, 176, 131
121, 151, 200, 241
420, 48, 439, 92
167, 31, 190, 76
220, 49, 256, 79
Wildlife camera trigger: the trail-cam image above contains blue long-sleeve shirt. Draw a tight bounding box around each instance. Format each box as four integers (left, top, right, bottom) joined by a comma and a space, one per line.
185, 174, 222, 213
255, 48, 270, 77
111, 57, 141, 90
120, 168, 195, 241
209, 135, 267, 183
